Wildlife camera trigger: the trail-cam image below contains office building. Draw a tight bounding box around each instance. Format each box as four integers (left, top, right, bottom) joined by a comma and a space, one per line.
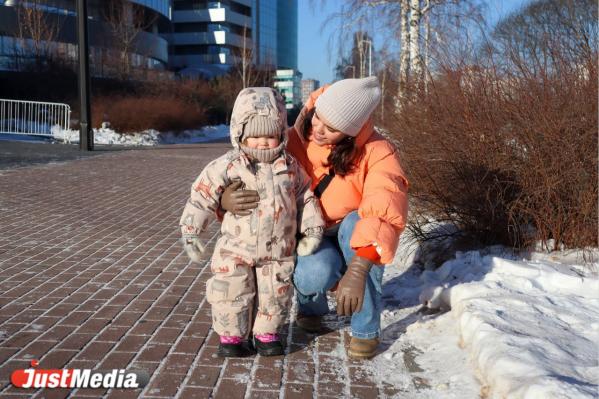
170, 1, 298, 80
273, 68, 301, 109
0, 0, 172, 72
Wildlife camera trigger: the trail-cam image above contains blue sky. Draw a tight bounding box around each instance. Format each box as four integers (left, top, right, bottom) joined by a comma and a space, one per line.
297, 0, 530, 84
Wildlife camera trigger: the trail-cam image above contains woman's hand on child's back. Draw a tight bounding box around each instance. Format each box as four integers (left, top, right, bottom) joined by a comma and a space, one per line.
182, 237, 205, 263
220, 180, 260, 216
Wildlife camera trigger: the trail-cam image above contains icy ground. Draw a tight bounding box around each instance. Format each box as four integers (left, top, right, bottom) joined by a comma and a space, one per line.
371, 241, 599, 398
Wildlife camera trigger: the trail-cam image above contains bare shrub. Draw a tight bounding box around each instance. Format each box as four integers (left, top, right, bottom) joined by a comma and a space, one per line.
385, 0, 597, 251
92, 96, 206, 133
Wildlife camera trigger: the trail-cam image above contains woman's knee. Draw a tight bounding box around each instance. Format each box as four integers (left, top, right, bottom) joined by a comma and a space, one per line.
338, 211, 360, 242
293, 243, 342, 295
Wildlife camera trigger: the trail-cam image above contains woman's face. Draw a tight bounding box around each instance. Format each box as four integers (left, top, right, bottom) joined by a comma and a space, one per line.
311, 111, 347, 146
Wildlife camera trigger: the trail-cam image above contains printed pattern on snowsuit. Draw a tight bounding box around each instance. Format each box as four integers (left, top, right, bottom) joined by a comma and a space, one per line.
206, 245, 294, 337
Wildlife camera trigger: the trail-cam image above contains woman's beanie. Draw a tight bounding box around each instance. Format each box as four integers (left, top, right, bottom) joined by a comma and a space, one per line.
314, 76, 381, 137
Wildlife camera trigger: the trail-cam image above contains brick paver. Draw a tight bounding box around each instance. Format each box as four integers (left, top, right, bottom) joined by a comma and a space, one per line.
0, 144, 391, 398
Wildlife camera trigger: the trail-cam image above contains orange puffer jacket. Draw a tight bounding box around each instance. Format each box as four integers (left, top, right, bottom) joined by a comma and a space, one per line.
286, 87, 409, 264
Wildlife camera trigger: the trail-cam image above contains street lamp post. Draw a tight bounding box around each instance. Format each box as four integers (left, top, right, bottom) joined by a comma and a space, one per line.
76, 0, 93, 151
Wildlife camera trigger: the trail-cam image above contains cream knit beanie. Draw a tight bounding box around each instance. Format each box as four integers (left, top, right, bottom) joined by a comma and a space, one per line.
243, 115, 281, 139
314, 76, 381, 137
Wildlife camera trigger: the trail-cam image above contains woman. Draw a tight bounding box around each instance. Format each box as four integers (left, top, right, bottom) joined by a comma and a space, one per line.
220, 77, 409, 359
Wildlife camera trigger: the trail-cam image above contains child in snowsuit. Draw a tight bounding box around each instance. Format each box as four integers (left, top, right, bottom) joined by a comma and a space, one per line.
179, 87, 325, 357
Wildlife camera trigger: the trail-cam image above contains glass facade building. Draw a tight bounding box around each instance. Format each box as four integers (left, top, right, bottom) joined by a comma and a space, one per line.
170, 0, 298, 81
130, 0, 171, 19
253, 0, 277, 67
0, 0, 172, 70
273, 68, 302, 109
276, 0, 296, 70
170, 0, 253, 76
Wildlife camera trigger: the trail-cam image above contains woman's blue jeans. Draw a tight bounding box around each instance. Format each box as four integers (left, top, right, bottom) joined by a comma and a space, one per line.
293, 211, 384, 339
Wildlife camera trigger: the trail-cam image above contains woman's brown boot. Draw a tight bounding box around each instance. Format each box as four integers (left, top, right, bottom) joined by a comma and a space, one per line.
348, 337, 379, 359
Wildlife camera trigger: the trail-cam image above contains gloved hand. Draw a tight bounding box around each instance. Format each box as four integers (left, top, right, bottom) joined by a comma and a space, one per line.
296, 235, 322, 256
220, 180, 260, 216
182, 236, 205, 263
335, 256, 373, 316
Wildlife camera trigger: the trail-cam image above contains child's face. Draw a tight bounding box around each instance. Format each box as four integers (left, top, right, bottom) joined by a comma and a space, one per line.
244, 135, 280, 149
311, 111, 347, 146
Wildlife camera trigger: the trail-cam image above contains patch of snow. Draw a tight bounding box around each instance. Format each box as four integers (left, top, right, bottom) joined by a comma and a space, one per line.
51, 124, 230, 146
28, 324, 45, 332
232, 373, 250, 384
376, 242, 599, 399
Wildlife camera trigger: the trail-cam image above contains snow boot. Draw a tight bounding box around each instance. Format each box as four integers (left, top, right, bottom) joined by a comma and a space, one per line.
253, 334, 284, 356
217, 342, 253, 358
217, 336, 253, 358
347, 337, 379, 359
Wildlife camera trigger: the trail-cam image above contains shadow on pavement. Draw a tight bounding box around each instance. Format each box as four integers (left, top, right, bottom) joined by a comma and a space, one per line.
0, 137, 231, 170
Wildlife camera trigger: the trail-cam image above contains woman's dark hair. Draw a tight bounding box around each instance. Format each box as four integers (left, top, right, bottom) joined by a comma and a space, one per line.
302, 108, 361, 176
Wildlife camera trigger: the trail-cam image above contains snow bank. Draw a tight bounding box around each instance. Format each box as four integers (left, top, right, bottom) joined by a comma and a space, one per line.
420, 251, 599, 398
51, 124, 230, 146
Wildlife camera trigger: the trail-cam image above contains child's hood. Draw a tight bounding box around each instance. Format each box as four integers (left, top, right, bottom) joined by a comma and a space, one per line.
230, 87, 288, 149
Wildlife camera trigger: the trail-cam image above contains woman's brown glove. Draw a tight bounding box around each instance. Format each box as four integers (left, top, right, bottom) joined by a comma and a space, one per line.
335, 256, 372, 316
220, 180, 260, 216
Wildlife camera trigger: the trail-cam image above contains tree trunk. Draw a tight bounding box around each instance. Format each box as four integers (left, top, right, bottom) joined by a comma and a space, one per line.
409, 0, 422, 81
424, 8, 430, 90
380, 64, 386, 122
399, 0, 411, 99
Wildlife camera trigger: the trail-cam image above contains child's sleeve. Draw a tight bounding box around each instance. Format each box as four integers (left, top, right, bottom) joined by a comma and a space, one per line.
294, 161, 325, 239
179, 159, 229, 239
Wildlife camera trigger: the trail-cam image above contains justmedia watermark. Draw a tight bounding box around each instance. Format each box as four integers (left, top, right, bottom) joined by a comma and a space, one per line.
11, 360, 149, 389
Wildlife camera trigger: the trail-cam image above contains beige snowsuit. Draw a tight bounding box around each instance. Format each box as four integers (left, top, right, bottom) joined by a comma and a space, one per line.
179, 88, 324, 338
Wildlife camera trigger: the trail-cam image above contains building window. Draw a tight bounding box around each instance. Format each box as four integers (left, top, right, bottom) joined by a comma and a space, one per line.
208, 23, 230, 33
175, 23, 208, 33
173, 1, 208, 11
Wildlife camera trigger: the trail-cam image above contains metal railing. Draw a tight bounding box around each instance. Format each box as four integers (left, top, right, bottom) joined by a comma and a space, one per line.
0, 98, 71, 137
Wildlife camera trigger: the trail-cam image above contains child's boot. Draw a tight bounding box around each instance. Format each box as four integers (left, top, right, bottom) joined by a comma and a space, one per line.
217, 336, 253, 358
253, 333, 284, 356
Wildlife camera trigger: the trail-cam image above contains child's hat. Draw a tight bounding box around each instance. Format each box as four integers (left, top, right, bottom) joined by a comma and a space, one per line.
229, 87, 288, 162
230, 87, 287, 144
243, 115, 281, 139
314, 76, 381, 137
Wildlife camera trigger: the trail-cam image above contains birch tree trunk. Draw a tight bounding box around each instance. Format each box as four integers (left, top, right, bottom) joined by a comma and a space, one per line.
424, 8, 430, 90
409, 0, 423, 81
399, 0, 411, 99
380, 63, 386, 121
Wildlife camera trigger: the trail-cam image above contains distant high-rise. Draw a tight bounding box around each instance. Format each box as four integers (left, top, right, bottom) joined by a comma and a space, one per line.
273, 68, 301, 109
301, 79, 320, 104
276, 0, 297, 70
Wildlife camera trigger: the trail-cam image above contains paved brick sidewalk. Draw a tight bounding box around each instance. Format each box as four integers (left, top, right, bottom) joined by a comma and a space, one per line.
0, 144, 402, 399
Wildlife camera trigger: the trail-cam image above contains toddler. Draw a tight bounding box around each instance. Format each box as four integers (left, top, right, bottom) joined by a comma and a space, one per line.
179, 87, 324, 357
